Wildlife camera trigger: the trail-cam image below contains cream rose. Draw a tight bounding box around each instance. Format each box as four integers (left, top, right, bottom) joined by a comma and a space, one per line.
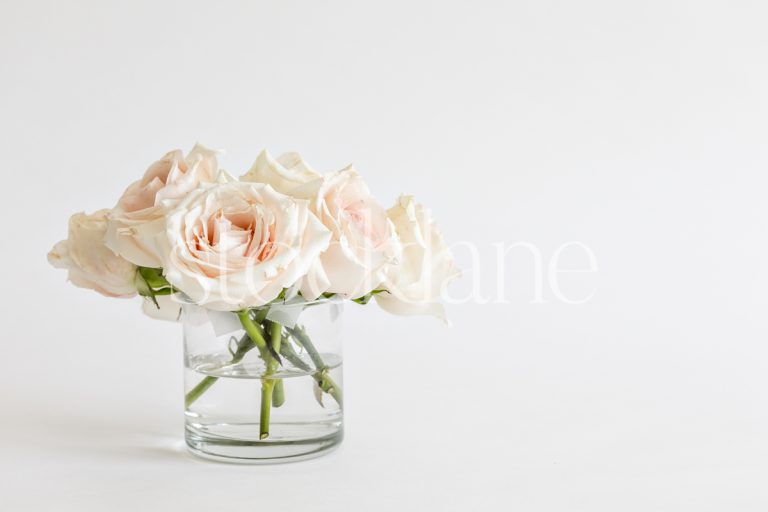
240, 149, 321, 195
48, 209, 138, 298
292, 167, 401, 299
375, 195, 458, 319
159, 180, 331, 311
106, 144, 219, 267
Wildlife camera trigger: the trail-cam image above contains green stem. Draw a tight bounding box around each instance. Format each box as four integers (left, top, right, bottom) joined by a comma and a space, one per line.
186, 308, 342, 439
268, 321, 282, 369
315, 369, 342, 407
185, 376, 219, 408
287, 326, 343, 407
187, 311, 274, 424
259, 380, 274, 439
258, 321, 283, 438
279, 340, 312, 372
234, 312, 283, 439
236, 310, 268, 353
288, 326, 324, 369
254, 307, 269, 324
185, 333, 257, 408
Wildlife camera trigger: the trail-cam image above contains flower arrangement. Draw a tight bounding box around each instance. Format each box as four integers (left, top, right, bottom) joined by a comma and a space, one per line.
48, 144, 457, 460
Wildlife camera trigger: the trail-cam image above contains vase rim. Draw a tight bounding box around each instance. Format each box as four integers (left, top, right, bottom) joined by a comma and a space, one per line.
174, 293, 344, 310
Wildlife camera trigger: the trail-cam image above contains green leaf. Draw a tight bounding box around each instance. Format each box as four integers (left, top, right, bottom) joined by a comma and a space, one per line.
352, 294, 372, 305
138, 267, 172, 290
134, 269, 151, 296
351, 289, 386, 305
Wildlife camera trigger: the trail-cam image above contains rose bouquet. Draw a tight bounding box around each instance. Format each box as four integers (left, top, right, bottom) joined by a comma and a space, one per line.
49, 145, 457, 462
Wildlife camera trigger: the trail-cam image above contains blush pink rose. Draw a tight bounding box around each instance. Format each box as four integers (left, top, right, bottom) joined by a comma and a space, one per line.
49, 209, 138, 298
106, 144, 219, 267
240, 149, 321, 195
158, 180, 331, 311
292, 167, 401, 299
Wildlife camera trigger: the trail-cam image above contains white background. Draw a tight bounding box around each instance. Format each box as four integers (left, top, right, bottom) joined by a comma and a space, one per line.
2, 1, 768, 510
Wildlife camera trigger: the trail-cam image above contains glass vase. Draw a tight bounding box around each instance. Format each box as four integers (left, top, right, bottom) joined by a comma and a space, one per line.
182, 298, 343, 463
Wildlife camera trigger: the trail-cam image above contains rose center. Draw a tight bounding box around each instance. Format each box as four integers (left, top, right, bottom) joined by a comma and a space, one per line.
191, 208, 277, 263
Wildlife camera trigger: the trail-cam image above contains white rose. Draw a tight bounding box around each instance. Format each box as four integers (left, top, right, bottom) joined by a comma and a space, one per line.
375, 195, 458, 319
48, 209, 138, 298
159, 180, 331, 311
292, 167, 401, 299
240, 149, 321, 195
106, 144, 219, 267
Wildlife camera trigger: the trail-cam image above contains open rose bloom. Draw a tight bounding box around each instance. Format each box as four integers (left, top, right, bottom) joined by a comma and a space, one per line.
48, 144, 457, 462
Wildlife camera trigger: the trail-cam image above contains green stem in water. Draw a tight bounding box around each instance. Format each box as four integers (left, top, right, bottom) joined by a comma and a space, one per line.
315, 369, 342, 407
279, 340, 311, 372
186, 311, 272, 414
185, 375, 218, 408
185, 333, 257, 408
186, 308, 341, 438
256, 321, 283, 438
259, 380, 274, 439
287, 326, 343, 407
265, 315, 285, 407
288, 326, 324, 368
186, 308, 279, 413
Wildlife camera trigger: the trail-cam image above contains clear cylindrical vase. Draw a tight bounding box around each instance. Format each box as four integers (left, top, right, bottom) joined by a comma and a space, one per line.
182, 298, 343, 463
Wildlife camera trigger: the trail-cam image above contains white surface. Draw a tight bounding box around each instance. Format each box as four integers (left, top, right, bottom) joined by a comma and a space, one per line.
2, 1, 768, 510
